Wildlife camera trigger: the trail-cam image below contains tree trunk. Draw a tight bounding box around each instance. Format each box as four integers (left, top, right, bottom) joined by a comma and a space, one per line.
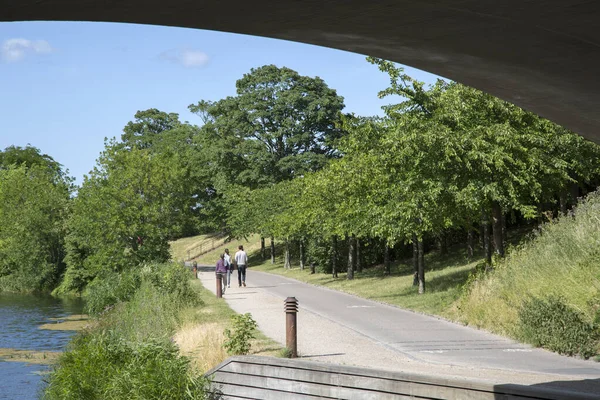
502, 211, 507, 245
570, 182, 579, 206
384, 241, 391, 275
418, 237, 425, 294
284, 240, 291, 269
559, 190, 568, 216
479, 223, 485, 249
356, 237, 362, 273
466, 216, 474, 258
412, 234, 419, 286
299, 239, 305, 270
439, 232, 448, 255
331, 235, 338, 278
492, 201, 504, 258
482, 208, 492, 266
270, 236, 275, 264
261, 237, 266, 260
347, 235, 355, 280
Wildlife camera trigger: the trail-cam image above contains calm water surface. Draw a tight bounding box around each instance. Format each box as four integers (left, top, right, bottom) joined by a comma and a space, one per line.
0, 293, 84, 399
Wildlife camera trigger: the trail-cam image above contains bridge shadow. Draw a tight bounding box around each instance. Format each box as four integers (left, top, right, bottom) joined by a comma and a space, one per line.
494, 378, 600, 399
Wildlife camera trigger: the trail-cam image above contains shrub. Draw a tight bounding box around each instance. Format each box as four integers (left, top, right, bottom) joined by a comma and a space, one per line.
84, 269, 141, 316
84, 263, 199, 316
223, 313, 258, 355
518, 295, 600, 359
43, 332, 218, 400
141, 262, 199, 305
105, 281, 180, 342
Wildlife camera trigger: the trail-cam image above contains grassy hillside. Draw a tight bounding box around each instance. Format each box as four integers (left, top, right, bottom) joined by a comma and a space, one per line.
169, 232, 228, 263
456, 192, 600, 357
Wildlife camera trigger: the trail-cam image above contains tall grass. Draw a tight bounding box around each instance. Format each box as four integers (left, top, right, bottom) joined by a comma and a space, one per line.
457, 191, 600, 350
43, 263, 219, 399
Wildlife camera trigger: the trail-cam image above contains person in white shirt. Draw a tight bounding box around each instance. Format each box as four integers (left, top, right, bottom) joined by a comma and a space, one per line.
234, 245, 248, 287
223, 248, 232, 288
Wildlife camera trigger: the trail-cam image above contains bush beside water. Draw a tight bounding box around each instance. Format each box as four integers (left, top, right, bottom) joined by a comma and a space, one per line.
43, 263, 218, 400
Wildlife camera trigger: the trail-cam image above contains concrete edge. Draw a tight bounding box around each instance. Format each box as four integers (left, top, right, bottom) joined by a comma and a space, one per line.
205, 355, 600, 399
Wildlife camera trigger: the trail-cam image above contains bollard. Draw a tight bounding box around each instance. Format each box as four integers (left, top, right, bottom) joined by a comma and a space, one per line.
284, 297, 298, 358
216, 274, 222, 298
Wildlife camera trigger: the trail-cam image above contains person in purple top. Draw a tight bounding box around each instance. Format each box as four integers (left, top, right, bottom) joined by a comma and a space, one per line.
215, 254, 228, 294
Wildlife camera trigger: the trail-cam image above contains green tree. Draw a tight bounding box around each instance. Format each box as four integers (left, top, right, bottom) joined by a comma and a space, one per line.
189, 64, 346, 189
0, 144, 68, 184
0, 164, 71, 291
59, 141, 190, 292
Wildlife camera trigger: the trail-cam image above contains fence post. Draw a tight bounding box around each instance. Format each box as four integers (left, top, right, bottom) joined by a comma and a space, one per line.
284, 297, 298, 358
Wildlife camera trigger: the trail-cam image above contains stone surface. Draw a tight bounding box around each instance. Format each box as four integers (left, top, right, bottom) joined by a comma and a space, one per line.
2, 1, 600, 143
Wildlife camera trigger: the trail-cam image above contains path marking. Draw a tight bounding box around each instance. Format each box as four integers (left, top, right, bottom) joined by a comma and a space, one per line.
347, 305, 376, 308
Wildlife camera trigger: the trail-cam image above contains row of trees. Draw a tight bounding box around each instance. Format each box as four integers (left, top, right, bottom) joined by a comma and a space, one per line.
222, 59, 600, 293
2, 60, 599, 294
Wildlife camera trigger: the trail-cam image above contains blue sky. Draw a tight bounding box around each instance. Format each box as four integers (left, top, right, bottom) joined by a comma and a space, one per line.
0, 22, 440, 184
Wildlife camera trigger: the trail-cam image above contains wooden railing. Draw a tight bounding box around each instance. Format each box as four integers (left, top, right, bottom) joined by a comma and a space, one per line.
185, 234, 227, 261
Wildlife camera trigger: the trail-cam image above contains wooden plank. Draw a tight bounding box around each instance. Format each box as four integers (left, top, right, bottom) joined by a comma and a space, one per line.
216, 361, 498, 399
207, 357, 600, 400
212, 371, 420, 400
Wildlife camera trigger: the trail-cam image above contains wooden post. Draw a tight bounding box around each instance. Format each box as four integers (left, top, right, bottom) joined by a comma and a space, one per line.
284, 297, 298, 358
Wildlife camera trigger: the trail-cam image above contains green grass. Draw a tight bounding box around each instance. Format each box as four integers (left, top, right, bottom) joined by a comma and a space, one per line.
190, 234, 263, 266
43, 264, 216, 399
458, 193, 600, 341
252, 247, 482, 317
169, 233, 228, 263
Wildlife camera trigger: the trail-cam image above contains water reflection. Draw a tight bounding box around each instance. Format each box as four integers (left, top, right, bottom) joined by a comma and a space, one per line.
0, 293, 84, 399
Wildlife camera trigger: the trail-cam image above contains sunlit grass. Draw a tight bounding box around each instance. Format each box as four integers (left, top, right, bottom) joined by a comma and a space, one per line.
169, 233, 228, 263
457, 194, 600, 337
176, 280, 283, 373
251, 247, 483, 318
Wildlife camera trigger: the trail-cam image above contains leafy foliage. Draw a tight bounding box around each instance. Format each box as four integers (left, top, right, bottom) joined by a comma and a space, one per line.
190, 64, 346, 189
223, 313, 258, 355
518, 296, 599, 358
0, 164, 71, 292
43, 332, 216, 400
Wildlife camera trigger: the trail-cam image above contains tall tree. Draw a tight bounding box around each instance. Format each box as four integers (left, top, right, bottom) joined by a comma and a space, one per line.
0, 164, 71, 292
190, 64, 346, 189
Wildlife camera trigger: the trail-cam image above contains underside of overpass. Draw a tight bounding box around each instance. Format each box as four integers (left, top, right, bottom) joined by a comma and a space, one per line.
2, 1, 600, 144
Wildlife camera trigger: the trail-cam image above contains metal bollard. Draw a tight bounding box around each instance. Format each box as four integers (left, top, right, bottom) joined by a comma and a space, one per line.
284, 297, 298, 358
216, 274, 222, 298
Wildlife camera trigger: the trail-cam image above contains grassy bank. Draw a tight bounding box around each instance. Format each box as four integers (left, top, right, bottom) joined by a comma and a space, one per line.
43, 263, 281, 399
457, 193, 600, 357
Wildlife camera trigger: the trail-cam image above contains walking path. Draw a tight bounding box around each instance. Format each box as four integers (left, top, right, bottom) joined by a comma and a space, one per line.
196, 266, 600, 395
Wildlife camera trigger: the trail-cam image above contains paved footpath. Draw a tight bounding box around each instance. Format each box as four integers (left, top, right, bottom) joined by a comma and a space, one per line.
197, 266, 600, 395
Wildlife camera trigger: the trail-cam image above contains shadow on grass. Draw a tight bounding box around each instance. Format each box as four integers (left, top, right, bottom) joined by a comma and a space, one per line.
425, 267, 474, 293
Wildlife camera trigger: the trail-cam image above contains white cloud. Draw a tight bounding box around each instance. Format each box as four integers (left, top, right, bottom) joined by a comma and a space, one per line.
159, 49, 210, 68
1, 38, 54, 62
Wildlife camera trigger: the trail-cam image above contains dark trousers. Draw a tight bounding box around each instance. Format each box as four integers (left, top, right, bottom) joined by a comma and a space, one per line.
237, 265, 247, 286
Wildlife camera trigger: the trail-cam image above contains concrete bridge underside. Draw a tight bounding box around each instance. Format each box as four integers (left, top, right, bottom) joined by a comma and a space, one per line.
2, 1, 600, 143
